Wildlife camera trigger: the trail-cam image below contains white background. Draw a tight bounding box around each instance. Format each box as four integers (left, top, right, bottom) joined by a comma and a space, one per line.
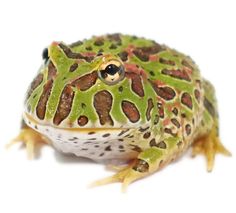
0, 0, 236, 212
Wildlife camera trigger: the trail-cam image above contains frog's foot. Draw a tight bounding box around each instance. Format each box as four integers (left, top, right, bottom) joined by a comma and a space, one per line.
105, 164, 127, 172
192, 129, 231, 172
6, 128, 50, 159
90, 160, 146, 192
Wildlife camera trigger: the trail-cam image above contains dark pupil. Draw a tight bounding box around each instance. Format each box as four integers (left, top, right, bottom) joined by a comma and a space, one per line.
42, 48, 49, 61
105, 64, 120, 75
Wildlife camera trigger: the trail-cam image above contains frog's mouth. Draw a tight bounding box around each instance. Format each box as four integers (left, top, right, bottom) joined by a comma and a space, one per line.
23, 112, 134, 141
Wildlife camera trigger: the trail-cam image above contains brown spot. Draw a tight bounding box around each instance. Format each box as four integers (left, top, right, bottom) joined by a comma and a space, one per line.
107, 33, 122, 45
139, 43, 164, 54
59, 43, 94, 62
71, 71, 98, 91
26, 73, 44, 99
130, 145, 142, 152
85, 46, 93, 51
181, 92, 193, 109
149, 80, 176, 101
47, 61, 57, 80
149, 71, 155, 76
132, 43, 164, 62
204, 97, 215, 117
105, 145, 112, 151
118, 86, 123, 93
171, 118, 181, 128
119, 145, 124, 149
133, 49, 149, 62
103, 133, 110, 137
88, 131, 95, 135
77, 115, 88, 126
81, 103, 86, 109
149, 138, 157, 147
69, 63, 78, 72
109, 44, 117, 49
97, 52, 103, 56
185, 124, 192, 136
182, 59, 194, 70
159, 58, 176, 66
164, 128, 177, 137
118, 51, 128, 62
157, 103, 165, 118
36, 80, 53, 120
118, 129, 129, 136
94, 38, 104, 46
156, 141, 167, 149
133, 159, 149, 173
161, 69, 191, 82
98, 49, 104, 53
194, 89, 201, 103
146, 98, 154, 121
139, 126, 149, 132
172, 107, 178, 116
53, 85, 75, 125
94, 90, 113, 125
143, 132, 151, 139
125, 73, 144, 97
121, 101, 140, 123
69, 40, 83, 48
154, 115, 159, 125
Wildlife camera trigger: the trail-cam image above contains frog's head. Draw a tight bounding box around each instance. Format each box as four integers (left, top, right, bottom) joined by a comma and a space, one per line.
24, 37, 159, 136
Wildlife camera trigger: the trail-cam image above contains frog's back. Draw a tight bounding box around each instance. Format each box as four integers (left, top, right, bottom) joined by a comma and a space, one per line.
72, 33, 204, 127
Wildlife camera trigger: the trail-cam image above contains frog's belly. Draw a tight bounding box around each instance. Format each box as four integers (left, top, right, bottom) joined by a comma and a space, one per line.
25, 118, 139, 161
48, 132, 138, 161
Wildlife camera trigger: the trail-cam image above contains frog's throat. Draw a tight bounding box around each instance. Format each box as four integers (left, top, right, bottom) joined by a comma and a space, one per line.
23, 112, 132, 132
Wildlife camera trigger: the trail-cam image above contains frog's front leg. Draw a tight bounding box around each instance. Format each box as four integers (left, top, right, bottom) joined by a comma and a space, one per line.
7, 120, 50, 159
91, 137, 177, 192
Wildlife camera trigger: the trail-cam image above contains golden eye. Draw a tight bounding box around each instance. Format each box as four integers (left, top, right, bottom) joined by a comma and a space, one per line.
98, 60, 125, 85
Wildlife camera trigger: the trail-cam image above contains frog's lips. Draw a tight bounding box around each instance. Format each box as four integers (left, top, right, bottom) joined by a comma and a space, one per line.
23, 112, 131, 132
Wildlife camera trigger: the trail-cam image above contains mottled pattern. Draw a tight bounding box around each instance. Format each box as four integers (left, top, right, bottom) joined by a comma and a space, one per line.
125, 73, 144, 97
23, 34, 223, 176
59, 43, 94, 62
146, 99, 154, 121
149, 80, 176, 101
121, 101, 140, 123
71, 71, 98, 91
181, 92, 193, 109
161, 69, 191, 82
36, 80, 53, 120
93, 90, 113, 125
53, 85, 74, 125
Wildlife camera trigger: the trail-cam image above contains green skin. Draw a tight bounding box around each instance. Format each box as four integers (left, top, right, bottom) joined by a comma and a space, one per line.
23, 34, 220, 180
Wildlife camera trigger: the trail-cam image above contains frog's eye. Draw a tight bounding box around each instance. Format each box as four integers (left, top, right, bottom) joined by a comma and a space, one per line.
98, 60, 125, 85
42, 48, 49, 63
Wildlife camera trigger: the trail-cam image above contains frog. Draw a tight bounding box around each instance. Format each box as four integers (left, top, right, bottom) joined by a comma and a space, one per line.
9, 33, 231, 191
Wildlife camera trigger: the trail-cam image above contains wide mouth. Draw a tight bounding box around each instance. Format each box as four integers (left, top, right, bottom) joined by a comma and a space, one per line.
23, 112, 132, 132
